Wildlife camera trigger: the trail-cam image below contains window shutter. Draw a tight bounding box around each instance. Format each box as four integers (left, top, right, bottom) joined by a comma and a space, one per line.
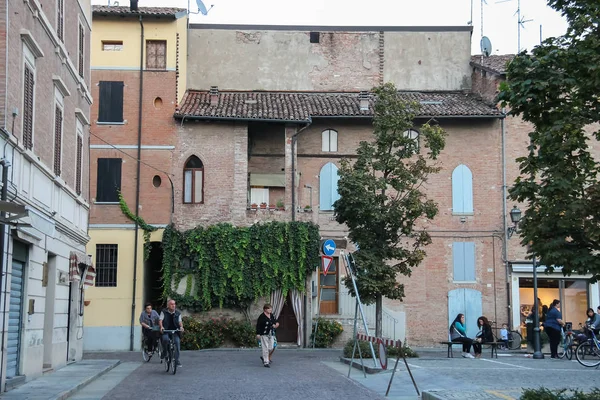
146, 41, 166, 69
57, 0, 64, 41
22, 65, 34, 150
452, 164, 473, 214
53, 106, 62, 176
452, 242, 465, 281
319, 162, 339, 211
76, 135, 82, 195
156, 41, 166, 69
78, 25, 84, 77
97, 158, 122, 202
146, 41, 157, 69
463, 242, 476, 281
98, 81, 124, 123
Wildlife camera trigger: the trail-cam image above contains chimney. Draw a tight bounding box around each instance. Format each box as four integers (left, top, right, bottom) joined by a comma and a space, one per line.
209, 86, 219, 106
359, 91, 370, 111
130, 0, 138, 11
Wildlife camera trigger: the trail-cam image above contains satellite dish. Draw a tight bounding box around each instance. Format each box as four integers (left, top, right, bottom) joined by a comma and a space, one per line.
195, 0, 214, 15
480, 36, 492, 57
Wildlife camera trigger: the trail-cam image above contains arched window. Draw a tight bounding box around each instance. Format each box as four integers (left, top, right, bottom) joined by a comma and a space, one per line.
183, 155, 204, 204
321, 129, 338, 152
403, 129, 420, 152
319, 162, 340, 211
452, 164, 473, 214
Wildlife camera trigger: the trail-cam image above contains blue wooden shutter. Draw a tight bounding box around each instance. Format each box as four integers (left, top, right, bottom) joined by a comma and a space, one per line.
453, 242, 476, 281
464, 289, 482, 338
452, 164, 473, 214
463, 242, 476, 281
447, 289, 465, 339
320, 163, 339, 210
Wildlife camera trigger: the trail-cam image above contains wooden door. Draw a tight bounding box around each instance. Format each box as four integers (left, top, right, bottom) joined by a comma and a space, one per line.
277, 295, 298, 343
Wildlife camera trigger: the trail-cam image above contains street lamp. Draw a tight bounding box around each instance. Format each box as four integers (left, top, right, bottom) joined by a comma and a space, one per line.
508, 205, 544, 359
507, 205, 521, 238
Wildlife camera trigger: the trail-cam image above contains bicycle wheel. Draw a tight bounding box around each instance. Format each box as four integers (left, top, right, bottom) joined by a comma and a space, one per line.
575, 342, 600, 367
558, 334, 567, 359
142, 341, 150, 362
565, 335, 573, 360
157, 341, 162, 362
164, 348, 171, 372
171, 346, 177, 375
508, 331, 522, 350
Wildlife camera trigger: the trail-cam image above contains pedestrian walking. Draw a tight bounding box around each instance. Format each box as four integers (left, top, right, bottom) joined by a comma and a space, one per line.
256, 304, 279, 367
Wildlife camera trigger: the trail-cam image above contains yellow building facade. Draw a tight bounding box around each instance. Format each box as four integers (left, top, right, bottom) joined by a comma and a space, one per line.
85, 5, 186, 351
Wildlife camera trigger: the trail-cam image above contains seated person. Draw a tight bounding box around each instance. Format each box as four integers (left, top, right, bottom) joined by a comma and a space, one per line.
473, 316, 494, 358
449, 313, 475, 359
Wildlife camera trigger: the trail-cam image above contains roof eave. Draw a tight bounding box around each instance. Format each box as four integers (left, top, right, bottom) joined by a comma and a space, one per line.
174, 114, 312, 124
175, 114, 503, 121
470, 62, 507, 77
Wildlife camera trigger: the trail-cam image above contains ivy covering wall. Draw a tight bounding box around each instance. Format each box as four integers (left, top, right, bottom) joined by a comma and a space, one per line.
161, 222, 321, 311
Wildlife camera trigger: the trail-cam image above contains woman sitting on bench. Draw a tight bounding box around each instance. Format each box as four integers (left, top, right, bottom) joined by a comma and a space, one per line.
449, 313, 475, 358
473, 316, 494, 358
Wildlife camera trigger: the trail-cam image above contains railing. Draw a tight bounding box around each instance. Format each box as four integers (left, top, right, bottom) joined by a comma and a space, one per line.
337, 287, 399, 340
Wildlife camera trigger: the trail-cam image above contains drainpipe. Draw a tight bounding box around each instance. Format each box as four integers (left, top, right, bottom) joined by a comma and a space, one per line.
501, 110, 512, 329
291, 121, 311, 221
130, 14, 144, 352
0, 157, 9, 384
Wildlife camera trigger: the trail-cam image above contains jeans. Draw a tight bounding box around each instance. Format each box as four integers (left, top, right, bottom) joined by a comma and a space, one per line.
452, 337, 473, 353
161, 332, 181, 362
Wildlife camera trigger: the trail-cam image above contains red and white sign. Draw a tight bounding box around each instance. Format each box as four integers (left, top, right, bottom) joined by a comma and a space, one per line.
321, 256, 333, 276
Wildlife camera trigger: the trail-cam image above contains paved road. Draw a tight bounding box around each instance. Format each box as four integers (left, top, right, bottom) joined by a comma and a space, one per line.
82, 349, 600, 400
85, 349, 386, 400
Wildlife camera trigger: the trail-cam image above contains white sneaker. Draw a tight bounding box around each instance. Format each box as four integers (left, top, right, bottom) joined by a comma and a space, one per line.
462, 353, 467, 358
465, 353, 475, 359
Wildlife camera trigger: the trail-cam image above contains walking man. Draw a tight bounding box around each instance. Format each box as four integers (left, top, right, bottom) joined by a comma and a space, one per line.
256, 304, 279, 368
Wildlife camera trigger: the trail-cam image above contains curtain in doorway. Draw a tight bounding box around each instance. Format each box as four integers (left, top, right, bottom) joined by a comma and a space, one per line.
270, 288, 285, 319
291, 289, 304, 346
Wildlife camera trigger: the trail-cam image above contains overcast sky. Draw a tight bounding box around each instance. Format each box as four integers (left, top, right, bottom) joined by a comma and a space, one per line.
93, 0, 568, 55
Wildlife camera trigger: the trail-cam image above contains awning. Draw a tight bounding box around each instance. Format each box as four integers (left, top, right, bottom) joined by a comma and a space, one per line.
69, 250, 93, 285
0, 200, 55, 236
249, 173, 286, 187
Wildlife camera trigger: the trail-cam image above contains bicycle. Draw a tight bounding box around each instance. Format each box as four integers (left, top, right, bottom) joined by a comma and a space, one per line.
490, 321, 523, 350
142, 327, 162, 362
162, 329, 181, 375
575, 326, 600, 367
557, 324, 574, 360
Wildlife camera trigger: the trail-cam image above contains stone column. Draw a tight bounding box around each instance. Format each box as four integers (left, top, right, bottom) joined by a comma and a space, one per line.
284, 125, 297, 215
232, 123, 249, 223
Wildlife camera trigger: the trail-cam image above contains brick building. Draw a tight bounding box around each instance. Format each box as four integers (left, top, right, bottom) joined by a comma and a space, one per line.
172, 25, 510, 347
470, 55, 599, 342
0, 0, 93, 391
84, 5, 187, 351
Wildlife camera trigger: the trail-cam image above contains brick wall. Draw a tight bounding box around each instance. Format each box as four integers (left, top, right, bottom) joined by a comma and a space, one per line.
5, 0, 91, 202
0, 1, 6, 127
89, 70, 177, 225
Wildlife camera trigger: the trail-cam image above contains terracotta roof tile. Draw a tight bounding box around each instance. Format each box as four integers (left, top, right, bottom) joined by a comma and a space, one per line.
176, 90, 501, 121
92, 5, 186, 18
470, 54, 515, 75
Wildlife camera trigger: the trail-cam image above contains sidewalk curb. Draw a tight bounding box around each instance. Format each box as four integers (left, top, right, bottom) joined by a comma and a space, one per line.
52, 360, 121, 400
421, 391, 445, 400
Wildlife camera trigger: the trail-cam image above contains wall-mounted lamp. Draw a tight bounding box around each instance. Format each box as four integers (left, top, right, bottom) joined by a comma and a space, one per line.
507, 205, 522, 239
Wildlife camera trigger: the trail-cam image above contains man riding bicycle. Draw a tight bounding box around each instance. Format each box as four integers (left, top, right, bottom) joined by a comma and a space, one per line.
159, 299, 184, 367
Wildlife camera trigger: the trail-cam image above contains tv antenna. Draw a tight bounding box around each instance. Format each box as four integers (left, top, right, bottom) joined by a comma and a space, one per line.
497, 0, 533, 52
188, 0, 214, 15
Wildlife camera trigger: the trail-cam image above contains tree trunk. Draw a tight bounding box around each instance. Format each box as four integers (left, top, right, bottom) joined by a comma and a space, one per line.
375, 294, 383, 338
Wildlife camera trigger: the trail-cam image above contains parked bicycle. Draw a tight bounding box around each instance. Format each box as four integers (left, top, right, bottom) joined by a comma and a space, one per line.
575, 325, 600, 367
162, 329, 181, 374
490, 321, 523, 350
142, 327, 162, 363
557, 323, 574, 360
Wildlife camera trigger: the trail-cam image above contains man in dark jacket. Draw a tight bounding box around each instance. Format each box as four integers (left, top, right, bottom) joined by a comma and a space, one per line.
256, 304, 279, 368
159, 299, 185, 367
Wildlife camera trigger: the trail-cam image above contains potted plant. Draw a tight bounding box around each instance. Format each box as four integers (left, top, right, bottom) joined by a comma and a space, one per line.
250, 203, 258, 210
268, 203, 276, 210
304, 205, 312, 212
276, 199, 285, 210
260, 202, 267, 209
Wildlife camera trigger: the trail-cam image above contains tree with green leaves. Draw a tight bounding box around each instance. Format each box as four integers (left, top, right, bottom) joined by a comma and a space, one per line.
498, 0, 600, 279
333, 83, 446, 337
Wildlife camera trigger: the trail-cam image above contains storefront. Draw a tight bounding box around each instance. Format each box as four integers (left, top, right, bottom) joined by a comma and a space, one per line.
510, 263, 600, 340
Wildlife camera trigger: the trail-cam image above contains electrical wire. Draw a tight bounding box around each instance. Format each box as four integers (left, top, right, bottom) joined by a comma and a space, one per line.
88, 131, 174, 177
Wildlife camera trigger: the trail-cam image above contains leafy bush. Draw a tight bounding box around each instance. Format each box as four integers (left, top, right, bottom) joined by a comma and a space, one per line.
181, 316, 257, 350
520, 388, 600, 400
310, 318, 343, 348
342, 338, 418, 359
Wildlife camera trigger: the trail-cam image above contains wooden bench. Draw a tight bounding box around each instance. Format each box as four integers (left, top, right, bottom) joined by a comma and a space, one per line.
440, 341, 500, 358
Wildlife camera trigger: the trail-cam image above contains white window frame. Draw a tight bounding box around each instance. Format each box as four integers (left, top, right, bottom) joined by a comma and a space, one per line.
403, 129, 420, 152
56, 0, 64, 42
76, 119, 84, 195
250, 188, 269, 205
53, 87, 64, 176
22, 43, 37, 150
102, 41, 123, 51
321, 129, 338, 152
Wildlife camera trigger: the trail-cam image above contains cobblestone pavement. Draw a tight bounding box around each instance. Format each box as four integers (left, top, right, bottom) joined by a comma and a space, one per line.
85, 349, 386, 400
82, 349, 600, 400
